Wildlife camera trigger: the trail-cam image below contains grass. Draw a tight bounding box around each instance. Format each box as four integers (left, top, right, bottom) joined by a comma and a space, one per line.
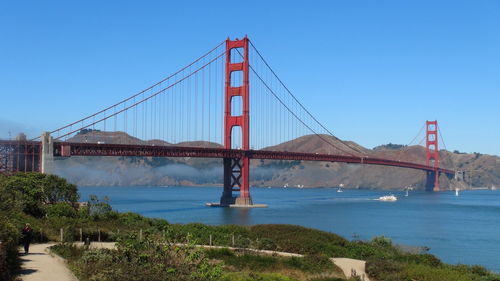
205, 248, 340, 274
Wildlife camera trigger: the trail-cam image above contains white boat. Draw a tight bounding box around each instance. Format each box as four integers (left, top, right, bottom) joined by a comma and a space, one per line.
405, 189, 409, 197
455, 188, 459, 196
377, 195, 397, 201
337, 183, 344, 192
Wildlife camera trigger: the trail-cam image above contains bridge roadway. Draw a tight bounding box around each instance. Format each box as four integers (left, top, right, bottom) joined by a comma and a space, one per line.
55, 142, 454, 175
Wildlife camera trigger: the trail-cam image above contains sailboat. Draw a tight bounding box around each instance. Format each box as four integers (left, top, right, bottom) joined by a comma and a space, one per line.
337, 183, 344, 193
405, 189, 409, 197
455, 188, 459, 196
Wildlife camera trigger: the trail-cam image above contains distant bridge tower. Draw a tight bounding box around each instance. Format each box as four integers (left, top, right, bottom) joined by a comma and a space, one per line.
220, 36, 252, 206
425, 120, 440, 191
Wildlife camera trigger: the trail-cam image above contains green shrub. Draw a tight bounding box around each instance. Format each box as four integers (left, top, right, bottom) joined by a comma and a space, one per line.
0, 173, 78, 218
365, 258, 404, 281
44, 202, 78, 218
221, 272, 298, 281
50, 243, 85, 261
0, 218, 20, 281
205, 248, 235, 259
255, 238, 278, 251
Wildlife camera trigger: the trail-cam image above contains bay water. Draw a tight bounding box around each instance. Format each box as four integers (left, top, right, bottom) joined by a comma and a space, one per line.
79, 186, 500, 272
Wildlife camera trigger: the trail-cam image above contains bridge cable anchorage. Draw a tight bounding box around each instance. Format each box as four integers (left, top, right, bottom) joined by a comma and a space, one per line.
247, 41, 364, 156
52, 50, 227, 140
36, 40, 226, 141
235, 46, 359, 157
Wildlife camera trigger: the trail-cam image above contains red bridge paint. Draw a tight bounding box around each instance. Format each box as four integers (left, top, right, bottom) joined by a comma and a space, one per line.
222, 37, 251, 205
51, 142, 454, 176
426, 120, 440, 191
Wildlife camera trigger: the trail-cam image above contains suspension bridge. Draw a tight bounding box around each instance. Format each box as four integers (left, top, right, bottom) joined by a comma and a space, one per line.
0, 36, 455, 206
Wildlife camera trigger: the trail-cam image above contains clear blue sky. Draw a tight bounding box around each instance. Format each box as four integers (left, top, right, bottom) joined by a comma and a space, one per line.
1, 0, 499, 155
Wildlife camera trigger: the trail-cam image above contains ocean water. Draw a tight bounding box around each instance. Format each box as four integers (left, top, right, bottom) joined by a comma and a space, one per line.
79, 186, 500, 272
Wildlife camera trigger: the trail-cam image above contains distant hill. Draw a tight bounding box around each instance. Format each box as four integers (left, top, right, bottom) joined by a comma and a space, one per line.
54, 131, 500, 190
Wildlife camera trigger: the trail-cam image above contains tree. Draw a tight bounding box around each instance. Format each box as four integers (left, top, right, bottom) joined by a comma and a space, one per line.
41, 174, 79, 204
0, 173, 79, 217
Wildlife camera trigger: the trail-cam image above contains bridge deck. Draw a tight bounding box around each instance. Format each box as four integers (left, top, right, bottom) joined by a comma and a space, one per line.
0, 140, 455, 175
54, 142, 454, 175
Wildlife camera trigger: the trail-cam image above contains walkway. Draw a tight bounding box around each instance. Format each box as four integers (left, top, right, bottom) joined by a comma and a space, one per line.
17, 242, 370, 281
18, 243, 77, 281
331, 258, 371, 281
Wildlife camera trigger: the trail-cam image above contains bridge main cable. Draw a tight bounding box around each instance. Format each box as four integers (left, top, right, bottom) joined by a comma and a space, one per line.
53, 48, 227, 140
32, 40, 226, 141
245, 41, 362, 156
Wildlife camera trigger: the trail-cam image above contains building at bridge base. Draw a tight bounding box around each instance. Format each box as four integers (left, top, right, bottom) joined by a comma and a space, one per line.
41, 132, 54, 174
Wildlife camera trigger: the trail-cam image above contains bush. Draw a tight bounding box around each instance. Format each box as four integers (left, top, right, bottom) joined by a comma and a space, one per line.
255, 238, 278, 251
221, 272, 297, 281
248, 224, 348, 256
44, 202, 78, 218
0, 173, 78, 217
365, 258, 404, 281
0, 218, 20, 281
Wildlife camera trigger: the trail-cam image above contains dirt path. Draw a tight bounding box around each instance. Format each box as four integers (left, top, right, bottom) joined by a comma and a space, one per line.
17, 242, 370, 281
331, 258, 371, 281
18, 243, 78, 281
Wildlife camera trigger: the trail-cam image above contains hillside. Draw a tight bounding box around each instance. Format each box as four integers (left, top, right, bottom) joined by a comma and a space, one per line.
53, 131, 500, 190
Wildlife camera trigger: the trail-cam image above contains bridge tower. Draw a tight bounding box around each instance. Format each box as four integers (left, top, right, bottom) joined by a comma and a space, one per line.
425, 120, 440, 191
220, 37, 253, 206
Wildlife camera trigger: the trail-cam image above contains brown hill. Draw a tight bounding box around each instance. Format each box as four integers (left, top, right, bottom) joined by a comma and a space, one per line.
263, 134, 369, 155
68, 130, 221, 148
54, 131, 499, 190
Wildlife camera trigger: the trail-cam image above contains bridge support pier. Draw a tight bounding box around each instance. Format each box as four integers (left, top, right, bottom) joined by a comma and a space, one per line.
40, 132, 54, 174
425, 170, 440, 191
220, 157, 253, 206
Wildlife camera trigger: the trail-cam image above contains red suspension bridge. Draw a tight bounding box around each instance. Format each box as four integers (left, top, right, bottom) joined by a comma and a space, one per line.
0, 36, 455, 206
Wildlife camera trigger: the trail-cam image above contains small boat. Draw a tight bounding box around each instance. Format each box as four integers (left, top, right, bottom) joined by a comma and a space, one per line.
455, 188, 459, 196
337, 183, 344, 192
405, 189, 409, 197
377, 195, 397, 201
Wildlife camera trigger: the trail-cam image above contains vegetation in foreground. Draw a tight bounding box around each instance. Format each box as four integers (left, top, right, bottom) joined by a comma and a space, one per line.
1, 173, 500, 281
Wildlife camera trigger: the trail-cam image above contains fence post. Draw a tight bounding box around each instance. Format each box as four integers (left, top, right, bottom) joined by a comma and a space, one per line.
79, 228, 83, 242
98, 229, 101, 242
139, 229, 143, 241
60, 228, 63, 242
40, 228, 43, 242
232, 235, 235, 247
209, 234, 212, 246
